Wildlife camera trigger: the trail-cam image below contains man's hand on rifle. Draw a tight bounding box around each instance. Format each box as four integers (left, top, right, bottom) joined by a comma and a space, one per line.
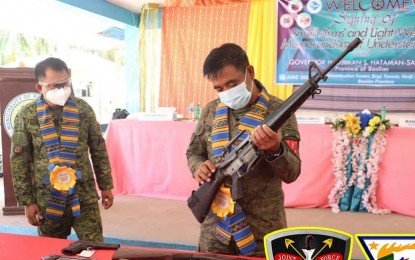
194, 160, 216, 184
251, 124, 282, 153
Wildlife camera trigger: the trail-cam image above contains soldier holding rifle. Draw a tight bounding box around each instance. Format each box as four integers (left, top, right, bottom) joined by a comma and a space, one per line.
186, 43, 302, 257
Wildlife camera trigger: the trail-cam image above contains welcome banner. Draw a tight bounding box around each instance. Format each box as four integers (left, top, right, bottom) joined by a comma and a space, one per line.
276, 0, 415, 86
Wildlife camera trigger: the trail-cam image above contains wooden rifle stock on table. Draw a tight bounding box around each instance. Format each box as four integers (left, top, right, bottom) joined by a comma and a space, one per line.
187, 38, 362, 223
61, 240, 120, 255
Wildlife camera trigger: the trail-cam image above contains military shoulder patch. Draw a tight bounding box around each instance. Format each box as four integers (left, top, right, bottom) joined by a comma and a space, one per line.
285, 140, 299, 155
264, 226, 353, 260
13, 146, 23, 154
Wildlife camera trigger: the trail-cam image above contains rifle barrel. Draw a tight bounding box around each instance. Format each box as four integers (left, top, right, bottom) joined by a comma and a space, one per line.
264, 37, 361, 131
319, 37, 362, 77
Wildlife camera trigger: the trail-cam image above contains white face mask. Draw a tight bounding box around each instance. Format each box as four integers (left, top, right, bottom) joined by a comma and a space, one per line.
44, 86, 71, 106
218, 71, 253, 110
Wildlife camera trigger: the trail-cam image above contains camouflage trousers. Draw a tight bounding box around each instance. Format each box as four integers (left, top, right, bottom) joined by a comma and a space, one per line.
197, 215, 265, 257
38, 201, 103, 242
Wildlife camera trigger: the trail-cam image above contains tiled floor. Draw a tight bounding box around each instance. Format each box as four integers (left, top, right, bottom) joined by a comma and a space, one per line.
0, 178, 199, 249
1, 178, 414, 259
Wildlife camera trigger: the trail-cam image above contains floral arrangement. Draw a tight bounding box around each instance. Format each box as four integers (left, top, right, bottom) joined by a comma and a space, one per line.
331, 110, 391, 137
328, 109, 391, 214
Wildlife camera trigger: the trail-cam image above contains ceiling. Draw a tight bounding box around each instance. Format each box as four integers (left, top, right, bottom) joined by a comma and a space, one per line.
0, 0, 167, 52
0, 0, 128, 50
107, 0, 165, 13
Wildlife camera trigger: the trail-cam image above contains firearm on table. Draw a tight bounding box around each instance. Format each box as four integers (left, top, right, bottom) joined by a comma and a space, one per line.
112, 247, 257, 259
41, 255, 95, 260
187, 37, 362, 223
61, 240, 120, 255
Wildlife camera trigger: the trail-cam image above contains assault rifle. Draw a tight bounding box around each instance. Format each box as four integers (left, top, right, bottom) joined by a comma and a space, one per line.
61, 240, 120, 255
112, 247, 256, 259
41, 255, 95, 260
187, 38, 362, 223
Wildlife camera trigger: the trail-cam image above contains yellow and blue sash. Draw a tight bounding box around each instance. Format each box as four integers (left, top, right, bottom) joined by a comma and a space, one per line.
211, 86, 270, 255
37, 97, 82, 220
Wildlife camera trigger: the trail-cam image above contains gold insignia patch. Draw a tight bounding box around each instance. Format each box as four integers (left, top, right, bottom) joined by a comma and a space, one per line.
14, 146, 22, 154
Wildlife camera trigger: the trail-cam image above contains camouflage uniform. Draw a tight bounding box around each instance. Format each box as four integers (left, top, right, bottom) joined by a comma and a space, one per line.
11, 96, 113, 241
186, 81, 301, 257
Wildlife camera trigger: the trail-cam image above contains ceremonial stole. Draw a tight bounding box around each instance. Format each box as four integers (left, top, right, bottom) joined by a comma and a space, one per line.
211, 87, 271, 255
37, 98, 82, 220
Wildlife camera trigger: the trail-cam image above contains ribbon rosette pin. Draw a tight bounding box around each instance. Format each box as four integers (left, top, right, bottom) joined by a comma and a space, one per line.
50, 165, 77, 191
211, 184, 235, 218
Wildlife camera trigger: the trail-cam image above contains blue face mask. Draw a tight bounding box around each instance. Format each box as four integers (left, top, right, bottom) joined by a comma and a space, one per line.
218, 70, 253, 110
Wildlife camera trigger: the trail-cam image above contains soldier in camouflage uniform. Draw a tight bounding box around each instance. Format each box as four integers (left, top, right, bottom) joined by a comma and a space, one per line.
186, 44, 301, 257
11, 57, 114, 242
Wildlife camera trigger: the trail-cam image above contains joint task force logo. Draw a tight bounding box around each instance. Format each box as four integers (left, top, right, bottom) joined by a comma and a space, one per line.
356, 234, 415, 260
264, 227, 352, 260
3, 92, 40, 138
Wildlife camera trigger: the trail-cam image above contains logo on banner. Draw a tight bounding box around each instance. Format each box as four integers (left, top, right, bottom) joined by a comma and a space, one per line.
280, 14, 294, 28
287, 0, 303, 13
296, 13, 312, 29
356, 234, 415, 260
307, 0, 322, 14
264, 227, 352, 260
3, 92, 39, 137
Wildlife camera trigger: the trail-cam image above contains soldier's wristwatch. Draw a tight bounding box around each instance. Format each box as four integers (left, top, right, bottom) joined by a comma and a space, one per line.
264, 145, 284, 161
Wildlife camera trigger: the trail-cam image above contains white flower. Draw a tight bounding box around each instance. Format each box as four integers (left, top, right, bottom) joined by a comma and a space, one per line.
329, 126, 390, 215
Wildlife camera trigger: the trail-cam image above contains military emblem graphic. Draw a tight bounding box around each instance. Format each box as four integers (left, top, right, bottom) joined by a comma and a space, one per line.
356, 234, 415, 260
264, 227, 352, 260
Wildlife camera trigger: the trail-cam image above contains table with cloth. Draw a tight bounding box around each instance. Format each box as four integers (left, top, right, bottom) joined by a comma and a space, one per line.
105, 120, 414, 217
0, 233, 264, 259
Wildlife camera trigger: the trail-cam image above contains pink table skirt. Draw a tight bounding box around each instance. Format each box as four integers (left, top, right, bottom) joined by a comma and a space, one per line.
105, 120, 199, 200
105, 120, 415, 217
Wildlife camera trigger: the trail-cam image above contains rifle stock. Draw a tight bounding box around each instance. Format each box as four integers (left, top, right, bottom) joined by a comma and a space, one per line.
61, 240, 120, 255
187, 38, 362, 223
187, 169, 227, 223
